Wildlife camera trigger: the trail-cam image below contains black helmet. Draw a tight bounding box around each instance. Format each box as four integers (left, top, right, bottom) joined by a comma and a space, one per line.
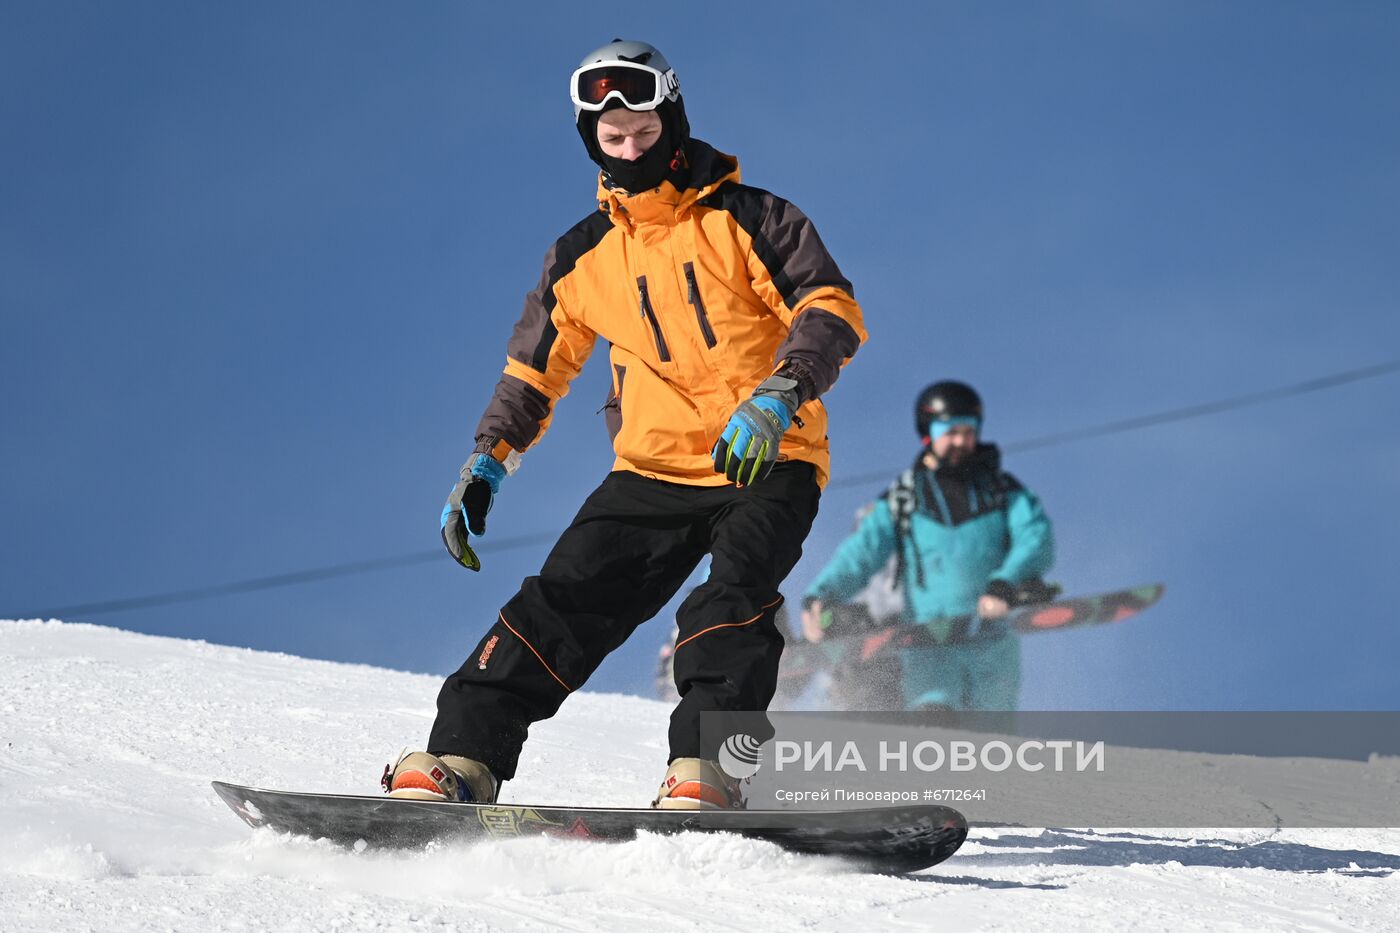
915, 381, 983, 439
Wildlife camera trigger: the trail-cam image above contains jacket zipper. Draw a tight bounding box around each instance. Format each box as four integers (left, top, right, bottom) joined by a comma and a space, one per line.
637, 276, 671, 362
683, 262, 718, 349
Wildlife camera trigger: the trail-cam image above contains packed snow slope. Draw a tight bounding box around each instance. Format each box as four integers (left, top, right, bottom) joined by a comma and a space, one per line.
2, 619, 1397, 932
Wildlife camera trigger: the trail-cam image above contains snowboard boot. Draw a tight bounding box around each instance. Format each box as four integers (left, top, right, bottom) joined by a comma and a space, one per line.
382, 751, 498, 803
652, 758, 745, 810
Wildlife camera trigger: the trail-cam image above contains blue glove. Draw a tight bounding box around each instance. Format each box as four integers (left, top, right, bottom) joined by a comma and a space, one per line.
441, 453, 508, 571
712, 375, 802, 486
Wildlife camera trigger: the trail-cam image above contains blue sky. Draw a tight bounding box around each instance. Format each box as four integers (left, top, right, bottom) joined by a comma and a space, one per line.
4, 2, 1398, 711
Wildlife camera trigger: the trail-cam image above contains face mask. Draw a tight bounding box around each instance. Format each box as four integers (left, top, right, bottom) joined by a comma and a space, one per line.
579, 97, 689, 193
599, 132, 676, 192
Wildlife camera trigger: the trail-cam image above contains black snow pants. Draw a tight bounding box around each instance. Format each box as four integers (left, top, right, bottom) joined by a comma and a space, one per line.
427, 462, 820, 781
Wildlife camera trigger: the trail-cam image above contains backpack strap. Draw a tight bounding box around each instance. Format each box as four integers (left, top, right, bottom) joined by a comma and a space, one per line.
884, 457, 924, 590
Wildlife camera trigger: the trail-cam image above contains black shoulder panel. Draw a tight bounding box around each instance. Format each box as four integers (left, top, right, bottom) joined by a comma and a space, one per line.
695, 183, 798, 308
542, 209, 614, 316
518, 209, 613, 373
996, 471, 1026, 494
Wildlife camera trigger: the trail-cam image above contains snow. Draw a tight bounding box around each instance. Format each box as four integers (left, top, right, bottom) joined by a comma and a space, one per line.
2, 619, 1397, 932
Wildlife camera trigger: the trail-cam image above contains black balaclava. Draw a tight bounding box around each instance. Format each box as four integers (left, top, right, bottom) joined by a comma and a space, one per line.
577, 96, 691, 193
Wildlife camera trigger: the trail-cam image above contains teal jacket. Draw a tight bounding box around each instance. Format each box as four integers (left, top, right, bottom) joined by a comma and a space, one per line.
805, 445, 1054, 639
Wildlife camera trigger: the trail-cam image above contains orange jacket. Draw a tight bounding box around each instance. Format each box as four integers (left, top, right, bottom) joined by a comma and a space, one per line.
476, 140, 867, 488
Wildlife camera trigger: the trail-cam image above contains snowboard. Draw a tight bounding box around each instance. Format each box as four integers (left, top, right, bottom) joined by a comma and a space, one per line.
212, 781, 967, 874
779, 583, 1166, 693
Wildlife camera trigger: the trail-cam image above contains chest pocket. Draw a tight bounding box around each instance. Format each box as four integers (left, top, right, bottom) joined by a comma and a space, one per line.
636, 275, 671, 363
683, 262, 718, 349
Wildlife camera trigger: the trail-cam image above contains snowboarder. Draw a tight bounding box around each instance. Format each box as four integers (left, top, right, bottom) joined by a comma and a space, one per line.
799, 381, 1053, 711
387, 40, 866, 809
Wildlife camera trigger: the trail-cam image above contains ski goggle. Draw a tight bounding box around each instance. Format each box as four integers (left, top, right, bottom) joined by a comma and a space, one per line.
927, 416, 980, 440
570, 61, 678, 112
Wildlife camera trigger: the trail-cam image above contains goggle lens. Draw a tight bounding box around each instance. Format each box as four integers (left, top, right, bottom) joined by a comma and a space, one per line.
575, 66, 660, 108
